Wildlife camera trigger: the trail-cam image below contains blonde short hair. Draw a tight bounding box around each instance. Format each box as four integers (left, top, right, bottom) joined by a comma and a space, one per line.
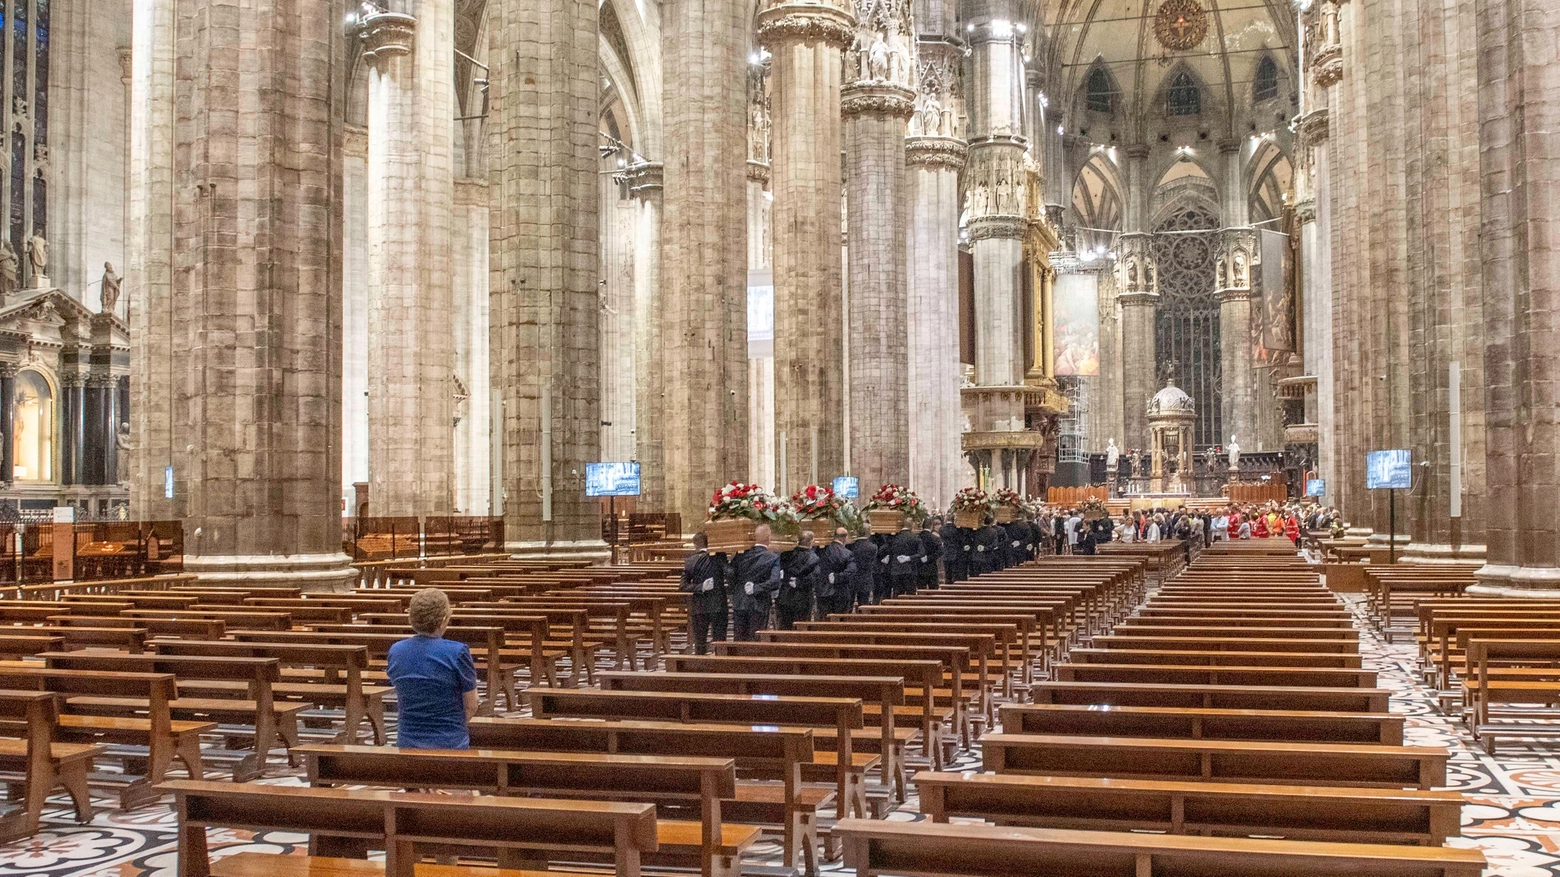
408, 588, 452, 636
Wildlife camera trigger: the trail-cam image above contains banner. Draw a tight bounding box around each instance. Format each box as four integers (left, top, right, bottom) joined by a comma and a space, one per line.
1053, 273, 1100, 377
1251, 228, 1294, 365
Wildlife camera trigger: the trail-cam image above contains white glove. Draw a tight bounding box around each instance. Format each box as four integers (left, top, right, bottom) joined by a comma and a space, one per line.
964, 545, 971, 552
828, 573, 836, 584
744, 582, 755, 596
701, 578, 715, 592
1011, 541, 1021, 547
977, 546, 986, 552
896, 555, 911, 563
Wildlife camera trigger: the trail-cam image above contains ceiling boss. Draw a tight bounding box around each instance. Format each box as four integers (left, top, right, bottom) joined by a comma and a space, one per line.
1154, 0, 1209, 51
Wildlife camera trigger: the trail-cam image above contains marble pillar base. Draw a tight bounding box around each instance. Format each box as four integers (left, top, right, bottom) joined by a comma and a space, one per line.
183, 553, 358, 593
1470, 563, 1560, 596
1398, 542, 1487, 564
504, 540, 612, 564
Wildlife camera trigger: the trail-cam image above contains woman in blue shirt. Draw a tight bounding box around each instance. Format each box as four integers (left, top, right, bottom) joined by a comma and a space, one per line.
387, 589, 479, 749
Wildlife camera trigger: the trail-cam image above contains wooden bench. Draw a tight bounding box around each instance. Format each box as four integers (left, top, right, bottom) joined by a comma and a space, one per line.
43, 652, 303, 780
1052, 663, 1378, 688
1001, 702, 1405, 744
914, 771, 1462, 845
834, 817, 1485, 877
298, 744, 758, 877
161, 779, 659, 877
981, 733, 1447, 789
1465, 637, 1560, 753
1070, 647, 1363, 668
1032, 681, 1392, 713
467, 717, 824, 874
0, 667, 213, 807
527, 687, 875, 818
0, 689, 104, 835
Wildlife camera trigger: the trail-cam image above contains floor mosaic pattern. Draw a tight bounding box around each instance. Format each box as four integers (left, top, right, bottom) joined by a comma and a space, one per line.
1, 595, 1554, 876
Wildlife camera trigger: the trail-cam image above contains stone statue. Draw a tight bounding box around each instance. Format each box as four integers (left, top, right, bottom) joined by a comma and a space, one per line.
1147, 259, 1158, 292
24, 235, 46, 288
868, 33, 890, 81
1216, 255, 1227, 289
1228, 435, 1241, 470
116, 422, 132, 486
0, 241, 16, 301
996, 176, 1013, 214
1233, 250, 1248, 288
886, 20, 909, 85
1320, 0, 1339, 46
1127, 258, 1140, 287
1106, 438, 1120, 470
919, 94, 941, 136
100, 262, 122, 314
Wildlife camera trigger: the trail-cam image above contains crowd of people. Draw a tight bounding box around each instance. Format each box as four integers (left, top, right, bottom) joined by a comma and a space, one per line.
680, 499, 1350, 652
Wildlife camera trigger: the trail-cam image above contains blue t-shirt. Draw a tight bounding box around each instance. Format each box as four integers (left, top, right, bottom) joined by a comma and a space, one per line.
387, 634, 478, 750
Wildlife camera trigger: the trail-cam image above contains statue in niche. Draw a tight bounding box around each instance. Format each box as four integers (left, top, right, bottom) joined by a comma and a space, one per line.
1147, 259, 1159, 292
100, 263, 121, 314
1127, 258, 1140, 288
1106, 438, 1120, 470
996, 175, 1013, 214
869, 32, 891, 81
1233, 249, 1248, 288
917, 93, 942, 136
1228, 436, 1241, 470
24, 235, 46, 288
886, 18, 910, 85
1216, 255, 1227, 289
116, 422, 132, 486
0, 241, 16, 301
1320, 0, 1339, 46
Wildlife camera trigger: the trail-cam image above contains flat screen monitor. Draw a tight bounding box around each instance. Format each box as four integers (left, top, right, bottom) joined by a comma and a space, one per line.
832, 476, 860, 499
586, 462, 642, 498
1306, 478, 1326, 497
1365, 450, 1412, 490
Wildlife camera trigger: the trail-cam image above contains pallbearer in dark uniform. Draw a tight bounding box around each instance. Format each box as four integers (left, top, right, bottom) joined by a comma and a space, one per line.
816, 528, 857, 616
777, 531, 819, 630
888, 523, 923, 598
870, 529, 892, 604
918, 518, 943, 590
730, 524, 783, 641
848, 530, 879, 608
971, 516, 1000, 576
940, 517, 968, 582
679, 533, 728, 654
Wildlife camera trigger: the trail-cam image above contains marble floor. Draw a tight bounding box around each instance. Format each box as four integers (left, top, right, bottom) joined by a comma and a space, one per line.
1, 596, 1555, 877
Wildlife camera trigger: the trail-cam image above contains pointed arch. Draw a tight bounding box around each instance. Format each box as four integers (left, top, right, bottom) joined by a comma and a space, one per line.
1248, 140, 1293, 223
1082, 59, 1117, 114
1253, 53, 1280, 103
1167, 69, 1201, 116
1070, 151, 1124, 253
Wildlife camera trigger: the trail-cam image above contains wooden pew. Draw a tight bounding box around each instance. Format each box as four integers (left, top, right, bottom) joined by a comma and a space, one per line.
0, 689, 104, 834
42, 652, 302, 779
981, 733, 1447, 789
1000, 703, 1405, 744
1032, 681, 1392, 713
162, 779, 659, 877
467, 718, 824, 874
298, 744, 758, 877
527, 687, 875, 818
0, 631, 66, 658
1465, 637, 1560, 753
1069, 647, 1363, 668
834, 818, 1486, 877
596, 670, 909, 800
1052, 663, 1378, 688
914, 771, 1462, 845
0, 667, 212, 807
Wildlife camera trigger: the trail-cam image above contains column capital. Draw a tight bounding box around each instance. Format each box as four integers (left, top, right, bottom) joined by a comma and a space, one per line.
967, 215, 1028, 242
965, 19, 1025, 47
842, 83, 916, 119
0, 362, 16, 379
1294, 198, 1318, 224
1124, 143, 1151, 160
360, 11, 416, 64
1298, 108, 1330, 143
906, 136, 968, 171
61, 372, 87, 389
627, 161, 663, 198
86, 373, 118, 389
756, 3, 855, 50
1117, 290, 1160, 307
746, 160, 772, 184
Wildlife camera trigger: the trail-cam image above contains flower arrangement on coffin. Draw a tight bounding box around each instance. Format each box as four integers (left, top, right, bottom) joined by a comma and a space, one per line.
865, 484, 929, 530
951, 487, 991, 529
790, 484, 862, 542
1080, 496, 1111, 522
708, 481, 782, 523
991, 487, 1025, 523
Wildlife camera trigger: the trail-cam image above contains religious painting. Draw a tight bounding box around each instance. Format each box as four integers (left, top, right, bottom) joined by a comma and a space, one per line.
1250, 228, 1294, 365
1053, 273, 1100, 377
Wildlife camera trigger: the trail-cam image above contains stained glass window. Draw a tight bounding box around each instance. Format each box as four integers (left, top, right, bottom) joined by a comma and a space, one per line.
1152, 206, 1222, 447
0, 0, 51, 268
1086, 67, 1112, 113
1253, 56, 1279, 102
1168, 71, 1200, 116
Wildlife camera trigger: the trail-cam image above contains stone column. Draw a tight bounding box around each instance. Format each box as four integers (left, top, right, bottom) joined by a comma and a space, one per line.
128, 0, 177, 520
659, 0, 749, 526
488, 0, 601, 551
758, 0, 854, 494
1116, 144, 1156, 450
599, 167, 637, 464
843, 1, 916, 492
906, 37, 966, 510
1472, 0, 1560, 592
362, 5, 456, 517
134, 0, 353, 589
1217, 226, 1258, 448
746, 68, 777, 491
1297, 109, 1335, 504
61, 374, 84, 486
94, 374, 120, 487
0, 364, 13, 485
628, 161, 665, 511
